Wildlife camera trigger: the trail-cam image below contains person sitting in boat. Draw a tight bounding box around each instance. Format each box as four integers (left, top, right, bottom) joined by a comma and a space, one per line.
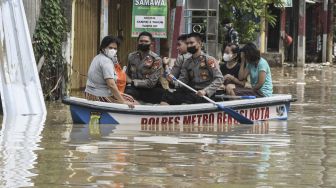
125, 31, 165, 104
220, 43, 246, 96
235, 42, 273, 97
84, 35, 135, 108
163, 34, 191, 89
163, 34, 191, 78
160, 32, 224, 105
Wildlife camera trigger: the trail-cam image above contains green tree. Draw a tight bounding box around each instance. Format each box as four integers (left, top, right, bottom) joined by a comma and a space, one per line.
219, 0, 284, 44
33, 0, 67, 100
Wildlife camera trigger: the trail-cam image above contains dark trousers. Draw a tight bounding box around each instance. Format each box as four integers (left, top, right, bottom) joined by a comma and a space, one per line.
161, 88, 222, 105
125, 86, 165, 104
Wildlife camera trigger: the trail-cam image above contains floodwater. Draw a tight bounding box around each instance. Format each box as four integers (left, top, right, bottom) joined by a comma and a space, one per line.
1, 66, 336, 187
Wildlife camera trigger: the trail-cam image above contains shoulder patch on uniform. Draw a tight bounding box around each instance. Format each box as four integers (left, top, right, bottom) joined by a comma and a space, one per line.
207, 58, 216, 68
149, 51, 160, 58
199, 55, 206, 62
152, 59, 161, 69
128, 51, 139, 61
144, 55, 154, 67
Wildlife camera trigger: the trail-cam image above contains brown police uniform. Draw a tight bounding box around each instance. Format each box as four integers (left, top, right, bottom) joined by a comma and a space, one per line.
170, 53, 192, 78
162, 52, 224, 104
125, 50, 165, 103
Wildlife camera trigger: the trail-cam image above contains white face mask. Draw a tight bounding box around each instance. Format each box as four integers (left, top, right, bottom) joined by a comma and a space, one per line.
223, 53, 233, 62
105, 49, 117, 59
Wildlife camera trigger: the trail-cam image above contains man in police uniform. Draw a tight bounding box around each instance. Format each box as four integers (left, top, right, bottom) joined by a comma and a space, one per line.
161, 32, 224, 105
170, 34, 191, 78
163, 34, 191, 88
125, 31, 164, 103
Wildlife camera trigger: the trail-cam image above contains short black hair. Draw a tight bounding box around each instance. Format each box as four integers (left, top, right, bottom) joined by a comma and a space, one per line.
99, 35, 121, 53
177, 34, 188, 41
187, 32, 204, 42
241, 42, 260, 63
223, 43, 239, 54
137, 31, 153, 42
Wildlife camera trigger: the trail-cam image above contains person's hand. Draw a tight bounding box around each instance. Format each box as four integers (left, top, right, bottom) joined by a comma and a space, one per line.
196, 90, 206, 97
163, 57, 170, 65
126, 77, 132, 84
223, 74, 234, 81
124, 101, 135, 109
166, 74, 174, 82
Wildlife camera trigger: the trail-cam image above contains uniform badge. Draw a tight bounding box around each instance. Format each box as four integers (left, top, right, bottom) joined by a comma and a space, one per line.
144, 56, 153, 67
199, 55, 207, 67
200, 71, 209, 80
152, 60, 161, 69
207, 58, 216, 68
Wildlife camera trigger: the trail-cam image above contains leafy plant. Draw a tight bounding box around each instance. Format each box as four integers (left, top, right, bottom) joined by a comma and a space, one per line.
219, 0, 283, 43
33, 0, 67, 100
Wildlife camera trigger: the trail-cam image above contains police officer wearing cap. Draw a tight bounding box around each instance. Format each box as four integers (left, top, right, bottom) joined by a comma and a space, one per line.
161, 32, 224, 105
125, 31, 164, 103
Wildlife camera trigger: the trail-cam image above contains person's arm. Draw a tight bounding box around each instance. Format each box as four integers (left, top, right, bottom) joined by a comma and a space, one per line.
101, 58, 133, 108
231, 76, 245, 87
171, 56, 183, 78
126, 54, 133, 84
106, 79, 134, 108
253, 71, 266, 91
133, 59, 162, 88
201, 59, 224, 97
238, 55, 249, 81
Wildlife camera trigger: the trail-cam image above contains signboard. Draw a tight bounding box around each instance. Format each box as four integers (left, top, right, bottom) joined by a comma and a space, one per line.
109, 104, 288, 125
131, 0, 168, 38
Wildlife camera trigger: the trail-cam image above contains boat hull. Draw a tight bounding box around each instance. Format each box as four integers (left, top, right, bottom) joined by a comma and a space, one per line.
63, 95, 294, 125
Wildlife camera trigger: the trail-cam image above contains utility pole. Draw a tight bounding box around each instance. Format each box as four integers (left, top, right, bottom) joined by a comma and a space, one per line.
327, 0, 333, 62
297, 0, 306, 67
260, 16, 266, 53
171, 0, 184, 58
322, 0, 328, 63
279, 8, 286, 63
100, 0, 109, 41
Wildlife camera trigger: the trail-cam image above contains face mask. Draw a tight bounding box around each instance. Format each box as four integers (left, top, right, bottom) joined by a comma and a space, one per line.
105, 49, 117, 59
187, 46, 197, 54
137, 43, 150, 51
223, 53, 233, 62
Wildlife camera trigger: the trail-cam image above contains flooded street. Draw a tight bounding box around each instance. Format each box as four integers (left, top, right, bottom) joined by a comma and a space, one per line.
1, 66, 336, 187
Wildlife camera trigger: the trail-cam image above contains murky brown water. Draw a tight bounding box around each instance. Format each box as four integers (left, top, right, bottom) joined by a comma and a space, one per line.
1, 66, 336, 187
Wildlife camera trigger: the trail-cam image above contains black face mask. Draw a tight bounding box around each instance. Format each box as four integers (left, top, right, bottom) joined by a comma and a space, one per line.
187, 46, 197, 54
137, 43, 150, 51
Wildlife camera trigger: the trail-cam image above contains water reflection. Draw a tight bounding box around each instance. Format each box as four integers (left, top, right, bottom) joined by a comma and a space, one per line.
42, 121, 286, 187
0, 114, 45, 187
